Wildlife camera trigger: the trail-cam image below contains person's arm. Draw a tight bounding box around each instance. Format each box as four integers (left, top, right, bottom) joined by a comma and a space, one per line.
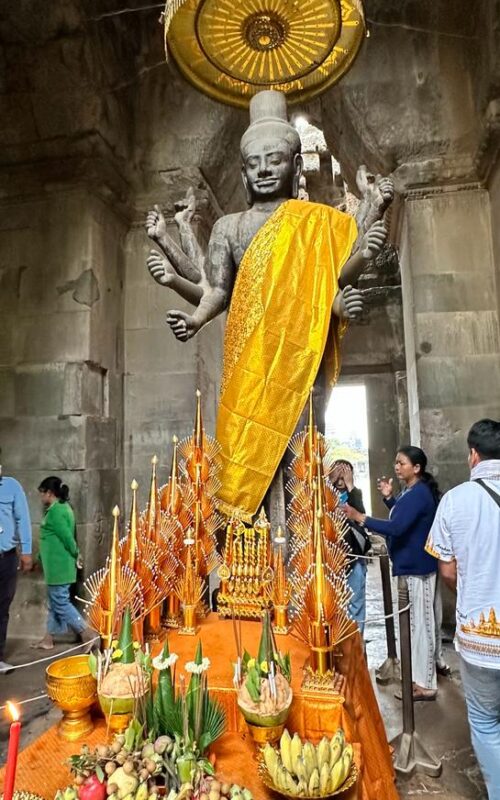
347, 487, 365, 515
383, 496, 396, 510
51, 505, 79, 558
363, 487, 428, 538
439, 560, 457, 592
13, 482, 32, 570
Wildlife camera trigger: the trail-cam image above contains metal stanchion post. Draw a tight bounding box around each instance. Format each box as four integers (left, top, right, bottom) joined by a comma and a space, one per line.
390, 576, 442, 777
375, 542, 400, 684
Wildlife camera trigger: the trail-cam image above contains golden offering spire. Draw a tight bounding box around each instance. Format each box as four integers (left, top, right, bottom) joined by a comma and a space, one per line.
170, 435, 179, 513
195, 388, 203, 450
128, 479, 139, 569
108, 505, 120, 643
146, 454, 160, 542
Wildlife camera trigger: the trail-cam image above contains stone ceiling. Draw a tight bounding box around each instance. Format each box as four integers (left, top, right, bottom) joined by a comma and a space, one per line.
1, 0, 499, 210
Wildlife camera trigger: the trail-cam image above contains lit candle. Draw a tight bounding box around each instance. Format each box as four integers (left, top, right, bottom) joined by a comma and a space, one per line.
4, 701, 21, 800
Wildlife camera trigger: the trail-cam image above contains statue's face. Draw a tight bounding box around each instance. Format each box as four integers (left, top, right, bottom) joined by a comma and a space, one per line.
241, 136, 301, 202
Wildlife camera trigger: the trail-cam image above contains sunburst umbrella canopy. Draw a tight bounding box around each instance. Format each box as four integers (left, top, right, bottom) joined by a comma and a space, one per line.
165, 0, 365, 107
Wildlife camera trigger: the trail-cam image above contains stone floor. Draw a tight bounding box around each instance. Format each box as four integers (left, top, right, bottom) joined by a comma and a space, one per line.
0, 563, 487, 799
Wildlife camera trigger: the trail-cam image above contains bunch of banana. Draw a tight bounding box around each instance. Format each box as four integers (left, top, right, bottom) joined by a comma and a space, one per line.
262, 729, 354, 797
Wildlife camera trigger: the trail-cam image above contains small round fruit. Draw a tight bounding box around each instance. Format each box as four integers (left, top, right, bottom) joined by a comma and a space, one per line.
105, 762, 117, 776
221, 785, 230, 796
209, 791, 220, 800
97, 745, 110, 758
211, 782, 221, 794
115, 752, 126, 765
111, 741, 122, 755
145, 759, 157, 774
107, 784, 118, 796
74, 775, 84, 786
123, 760, 135, 775
139, 768, 149, 782
199, 793, 209, 800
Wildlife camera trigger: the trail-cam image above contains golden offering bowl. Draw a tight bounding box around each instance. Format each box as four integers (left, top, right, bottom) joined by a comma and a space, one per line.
257, 752, 359, 798
246, 720, 285, 746
46, 654, 97, 741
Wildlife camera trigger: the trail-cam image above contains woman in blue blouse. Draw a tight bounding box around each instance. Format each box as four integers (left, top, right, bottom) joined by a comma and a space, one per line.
342, 446, 443, 701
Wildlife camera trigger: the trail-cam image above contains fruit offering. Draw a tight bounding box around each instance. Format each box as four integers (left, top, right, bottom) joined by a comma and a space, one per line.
260, 729, 356, 797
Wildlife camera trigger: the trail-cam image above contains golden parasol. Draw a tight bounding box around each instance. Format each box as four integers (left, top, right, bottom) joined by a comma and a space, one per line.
164, 0, 366, 108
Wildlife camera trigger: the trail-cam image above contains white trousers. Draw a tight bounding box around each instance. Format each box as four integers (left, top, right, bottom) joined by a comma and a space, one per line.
406, 573, 439, 691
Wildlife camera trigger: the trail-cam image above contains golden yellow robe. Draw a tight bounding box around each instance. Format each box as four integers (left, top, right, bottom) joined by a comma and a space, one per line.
216, 199, 357, 520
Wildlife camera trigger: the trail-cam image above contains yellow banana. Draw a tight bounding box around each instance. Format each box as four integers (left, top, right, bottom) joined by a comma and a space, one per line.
319, 762, 330, 795
308, 768, 320, 796
280, 729, 293, 774
294, 756, 307, 782
296, 779, 307, 796
302, 741, 317, 779
264, 743, 279, 777
329, 730, 345, 768
316, 737, 331, 771
327, 758, 345, 793
291, 733, 303, 768
284, 770, 299, 795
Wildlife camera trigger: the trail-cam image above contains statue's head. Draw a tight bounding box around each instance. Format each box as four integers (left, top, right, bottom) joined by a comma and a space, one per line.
240, 90, 303, 205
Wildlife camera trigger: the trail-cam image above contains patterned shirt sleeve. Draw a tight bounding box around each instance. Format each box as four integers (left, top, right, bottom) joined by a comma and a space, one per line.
425, 493, 454, 562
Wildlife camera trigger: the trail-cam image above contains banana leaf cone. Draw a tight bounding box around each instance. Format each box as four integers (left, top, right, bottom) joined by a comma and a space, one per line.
116, 607, 135, 664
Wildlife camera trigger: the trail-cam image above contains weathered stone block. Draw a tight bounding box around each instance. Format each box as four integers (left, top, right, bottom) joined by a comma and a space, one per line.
413, 272, 497, 313
86, 418, 117, 469
416, 310, 500, 357
0, 368, 15, 416
14, 311, 90, 363
0, 415, 87, 470
417, 354, 500, 408
125, 328, 197, 374
14, 364, 66, 416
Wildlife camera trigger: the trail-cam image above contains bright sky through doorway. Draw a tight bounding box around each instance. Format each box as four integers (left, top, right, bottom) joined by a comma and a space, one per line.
326, 384, 371, 514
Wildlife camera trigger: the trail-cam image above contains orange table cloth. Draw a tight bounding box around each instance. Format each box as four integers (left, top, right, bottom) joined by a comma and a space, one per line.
1, 615, 399, 800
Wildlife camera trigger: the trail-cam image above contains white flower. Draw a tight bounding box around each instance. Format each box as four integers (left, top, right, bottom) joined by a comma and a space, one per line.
201, 657, 211, 671
185, 660, 203, 674
153, 652, 178, 671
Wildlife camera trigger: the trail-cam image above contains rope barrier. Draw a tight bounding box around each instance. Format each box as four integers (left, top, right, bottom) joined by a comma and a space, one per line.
363, 601, 411, 625
0, 694, 48, 712
2, 637, 100, 672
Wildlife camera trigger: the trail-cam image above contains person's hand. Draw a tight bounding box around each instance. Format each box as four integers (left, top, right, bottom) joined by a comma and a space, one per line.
360, 220, 387, 260
145, 204, 167, 242
340, 285, 364, 321
340, 503, 365, 524
342, 464, 354, 492
20, 554, 33, 572
166, 310, 200, 342
377, 476, 393, 498
76, 554, 84, 570
147, 249, 176, 287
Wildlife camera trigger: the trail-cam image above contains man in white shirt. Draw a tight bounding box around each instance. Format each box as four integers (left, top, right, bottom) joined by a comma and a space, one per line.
426, 419, 500, 799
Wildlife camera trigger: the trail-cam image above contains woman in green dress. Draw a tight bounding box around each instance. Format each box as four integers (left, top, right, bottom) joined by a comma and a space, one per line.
33, 476, 95, 650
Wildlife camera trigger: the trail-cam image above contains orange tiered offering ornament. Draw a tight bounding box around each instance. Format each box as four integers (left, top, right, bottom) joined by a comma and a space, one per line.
287, 395, 356, 692
82, 506, 144, 648
265, 529, 292, 635
169, 390, 224, 634
217, 509, 274, 620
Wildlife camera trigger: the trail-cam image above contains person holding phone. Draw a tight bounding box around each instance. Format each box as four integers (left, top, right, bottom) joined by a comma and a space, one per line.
342, 446, 442, 700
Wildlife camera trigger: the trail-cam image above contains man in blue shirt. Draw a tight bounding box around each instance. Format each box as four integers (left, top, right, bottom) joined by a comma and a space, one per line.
0, 464, 33, 672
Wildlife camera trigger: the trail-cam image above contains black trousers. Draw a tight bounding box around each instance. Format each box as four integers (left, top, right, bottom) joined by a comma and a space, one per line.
0, 550, 18, 660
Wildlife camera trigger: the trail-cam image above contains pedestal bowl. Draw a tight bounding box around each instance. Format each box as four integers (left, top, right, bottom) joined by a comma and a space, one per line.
46, 654, 97, 741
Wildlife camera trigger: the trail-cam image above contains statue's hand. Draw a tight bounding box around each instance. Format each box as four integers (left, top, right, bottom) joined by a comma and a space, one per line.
340, 285, 364, 320
166, 310, 200, 342
174, 187, 196, 226
360, 220, 387, 261
147, 249, 176, 287
377, 176, 395, 208
145, 204, 167, 242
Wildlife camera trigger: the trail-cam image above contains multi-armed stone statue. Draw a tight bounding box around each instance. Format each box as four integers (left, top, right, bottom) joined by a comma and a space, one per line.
145, 90, 393, 521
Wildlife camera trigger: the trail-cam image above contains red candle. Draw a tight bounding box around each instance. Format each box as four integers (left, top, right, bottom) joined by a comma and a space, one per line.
3, 701, 21, 800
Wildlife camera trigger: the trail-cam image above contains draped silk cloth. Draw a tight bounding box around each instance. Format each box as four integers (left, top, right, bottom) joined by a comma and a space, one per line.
216, 199, 358, 520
